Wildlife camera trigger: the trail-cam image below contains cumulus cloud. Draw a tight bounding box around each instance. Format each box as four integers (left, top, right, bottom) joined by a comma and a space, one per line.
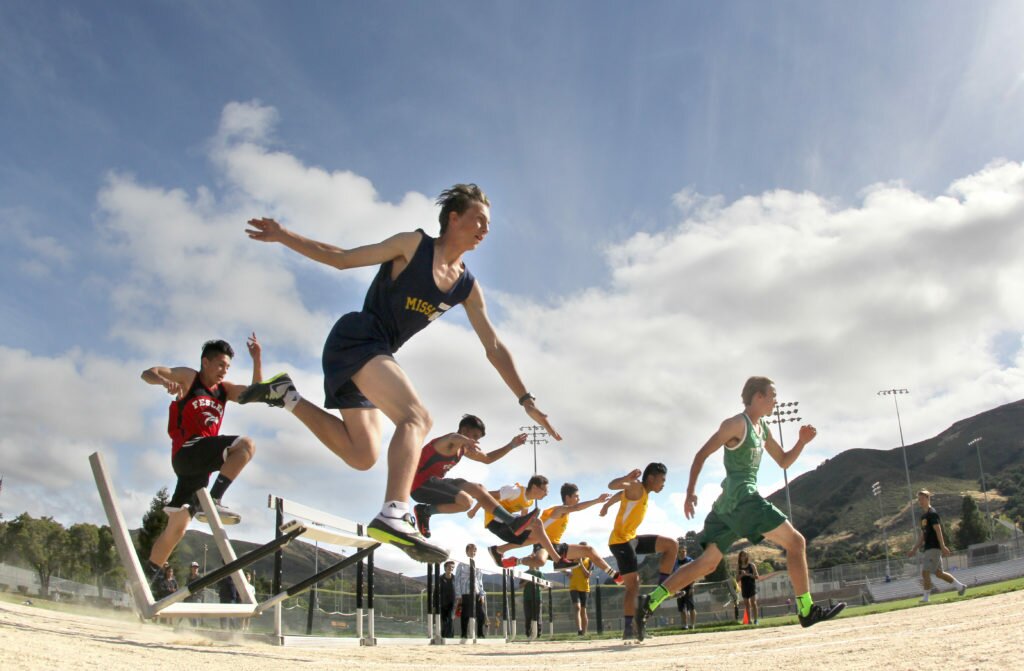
4, 102, 1022, 574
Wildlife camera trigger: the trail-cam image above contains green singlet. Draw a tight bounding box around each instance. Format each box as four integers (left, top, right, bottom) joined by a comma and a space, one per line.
713, 413, 768, 515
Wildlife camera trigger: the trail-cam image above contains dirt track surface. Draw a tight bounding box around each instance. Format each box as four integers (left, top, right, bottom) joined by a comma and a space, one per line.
2, 591, 1019, 670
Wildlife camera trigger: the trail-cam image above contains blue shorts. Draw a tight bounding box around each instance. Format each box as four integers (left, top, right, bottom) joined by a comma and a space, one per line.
322, 312, 393, 410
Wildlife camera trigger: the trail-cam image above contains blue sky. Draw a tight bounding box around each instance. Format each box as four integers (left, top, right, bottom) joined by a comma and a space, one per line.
2, 2, 1024, 575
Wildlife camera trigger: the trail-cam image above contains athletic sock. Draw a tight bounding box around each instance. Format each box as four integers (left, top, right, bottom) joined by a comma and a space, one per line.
921, 591, 930, 602
380, 500, 410, 519
492, 506, 517, 525
283, 389, 301, 412
648, 584, 672, 611
659, 572, 671, 584
796, 592, 814, 617
624, 615, 634, 632
209, 474, 233, 500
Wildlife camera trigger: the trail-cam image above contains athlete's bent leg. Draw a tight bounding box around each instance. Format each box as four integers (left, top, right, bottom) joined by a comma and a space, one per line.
149, 508, 191, 567
764, 521, 808, 594
220, 436, 255, 479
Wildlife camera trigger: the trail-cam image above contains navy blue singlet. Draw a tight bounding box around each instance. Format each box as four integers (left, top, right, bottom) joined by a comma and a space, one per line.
322, 230, 476, 409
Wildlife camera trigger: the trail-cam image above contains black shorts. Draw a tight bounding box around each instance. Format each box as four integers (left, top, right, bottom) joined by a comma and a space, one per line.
676, 588, 695, 612
608, 535, 659, 575
411, 477, 468, 505
169, 435, 239, 511
531, 541, 570, 557
322, 312, 393, 410
570, 590, 589, 608
487, 518, 531, 545
740, 578, 757, 599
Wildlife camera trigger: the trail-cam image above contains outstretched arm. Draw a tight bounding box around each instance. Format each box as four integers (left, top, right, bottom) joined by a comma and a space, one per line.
246, 218, 421, 271
462, 283, 562, 440
464, 432, 527, 464
764, 424, 817, 470
599, 491, 623, 517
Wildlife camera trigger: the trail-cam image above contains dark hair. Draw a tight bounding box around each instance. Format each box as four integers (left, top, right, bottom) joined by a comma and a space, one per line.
560, 483, 579, 503
642, 462, 667, 483
737, 550, 749, 570
201, 339, 235, 360
437, 183, 489, 235
741, 376, 774, 406
458, 414, 486, 437
527, 475, 549, 490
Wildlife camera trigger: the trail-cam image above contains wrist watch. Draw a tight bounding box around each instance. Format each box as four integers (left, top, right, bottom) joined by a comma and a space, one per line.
518, 392, 536, 406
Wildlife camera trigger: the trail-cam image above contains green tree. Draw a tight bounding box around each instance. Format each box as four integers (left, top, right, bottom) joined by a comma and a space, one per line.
66, 522, 123, 596
137, 488, 171, 565
6, 513, 73, 597
67, 522, 100, 582
954, 494, 990, 549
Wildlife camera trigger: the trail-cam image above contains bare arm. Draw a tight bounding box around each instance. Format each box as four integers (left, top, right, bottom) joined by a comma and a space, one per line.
608, 469, 642, 491
764, 424, 817, 470
935, 522, 952, 556
247, 332, 263, 384
684, 417, 743, 519
599, 491, 623, 517
141, 366, 196, 399
464, 432, 527, 464
462, 283, 562, 440
246, 218, 421, 271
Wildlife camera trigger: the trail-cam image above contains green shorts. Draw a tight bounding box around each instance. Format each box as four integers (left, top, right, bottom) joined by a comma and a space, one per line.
698, 492, 787, 555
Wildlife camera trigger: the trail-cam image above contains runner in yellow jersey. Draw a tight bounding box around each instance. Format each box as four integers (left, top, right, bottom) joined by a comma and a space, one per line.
569, 548, 593, 636
601, 463, 677, 641
501, 484, 623, 583
467, 475, 563, 567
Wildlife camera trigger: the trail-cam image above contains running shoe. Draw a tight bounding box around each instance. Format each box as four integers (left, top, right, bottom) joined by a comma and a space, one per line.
367, 513, 450, 563
510, 507, 540, 535
194, 501, 242, 525
957, 582, 967, 597
500, 556, 519, 569
636, 594, 652, 641
609, 569, 624, 585
238, 372, 295, 407
552, 556, 579, 570
797, 601, 846, 628
488, 545, 505, 567
413, 504, 432, 538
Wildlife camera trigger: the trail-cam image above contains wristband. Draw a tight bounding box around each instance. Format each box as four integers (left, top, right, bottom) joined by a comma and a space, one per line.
518, 392, 536, 406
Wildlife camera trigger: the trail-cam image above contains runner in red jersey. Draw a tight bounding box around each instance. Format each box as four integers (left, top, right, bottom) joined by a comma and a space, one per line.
409, 414, 535, 539
140, 336, 262, 580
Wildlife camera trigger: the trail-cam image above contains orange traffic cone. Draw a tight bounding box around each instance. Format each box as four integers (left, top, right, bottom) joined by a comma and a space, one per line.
742, 608, 750, 624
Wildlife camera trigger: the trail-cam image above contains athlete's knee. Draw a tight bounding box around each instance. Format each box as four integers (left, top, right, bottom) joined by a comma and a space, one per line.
452, 492, 473, 512
786, 530, 806, 555
347, 448, 377, 471
663, 537, 680, 556
232, 436, 256, 461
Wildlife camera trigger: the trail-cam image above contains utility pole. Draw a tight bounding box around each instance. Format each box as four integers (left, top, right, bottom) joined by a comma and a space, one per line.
968, 437, 995, 539
520, 425, 549, 510
878, 388, 917, 537
767, 400, 800, 524
871, 481, 891, 580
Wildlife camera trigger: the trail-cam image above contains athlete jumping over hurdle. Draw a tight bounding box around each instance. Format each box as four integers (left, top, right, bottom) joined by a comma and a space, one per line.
466, 476, 567, 568
410, 414, 532, 539
140, 335, 263, 581
636, 377, 845, 641
501, 483, 624, 584
240, 185, 561, 563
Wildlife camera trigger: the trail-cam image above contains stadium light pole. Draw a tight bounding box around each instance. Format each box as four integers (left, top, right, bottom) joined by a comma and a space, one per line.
968, 437, 995, 538
877, 388, 917, 536
767, 401, 801, 524
871, 481, 891, 579
520, 425, 549, 510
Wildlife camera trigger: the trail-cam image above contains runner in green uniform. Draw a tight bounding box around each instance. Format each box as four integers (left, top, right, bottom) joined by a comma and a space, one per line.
636, 376, 844, 640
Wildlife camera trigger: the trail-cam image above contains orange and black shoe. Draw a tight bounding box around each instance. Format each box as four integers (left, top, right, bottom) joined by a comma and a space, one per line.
413, 504, 432, 539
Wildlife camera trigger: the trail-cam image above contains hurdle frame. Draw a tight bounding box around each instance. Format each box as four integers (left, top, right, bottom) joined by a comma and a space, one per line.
267, 494, 381, 646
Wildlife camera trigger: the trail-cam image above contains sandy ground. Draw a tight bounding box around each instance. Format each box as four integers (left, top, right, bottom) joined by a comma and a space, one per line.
2, 592, 1020, 671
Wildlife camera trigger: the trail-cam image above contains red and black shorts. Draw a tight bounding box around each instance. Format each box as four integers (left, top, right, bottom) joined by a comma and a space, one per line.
410, 477, 468, 506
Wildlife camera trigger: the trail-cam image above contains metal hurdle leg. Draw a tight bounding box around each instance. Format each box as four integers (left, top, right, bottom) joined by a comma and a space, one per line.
356, 540, 365, 641
502, 569, 510, 642
468, 558, 477, 644
365, 547, 376, 645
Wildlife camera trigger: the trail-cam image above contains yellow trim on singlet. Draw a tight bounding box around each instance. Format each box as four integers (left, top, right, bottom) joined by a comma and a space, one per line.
609, 487, 649, 544
484, 484, 534, 526
540, 506, 569, 544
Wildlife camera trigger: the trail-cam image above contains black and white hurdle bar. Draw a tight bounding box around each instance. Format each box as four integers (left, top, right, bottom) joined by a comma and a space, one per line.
267, 495, 381, 646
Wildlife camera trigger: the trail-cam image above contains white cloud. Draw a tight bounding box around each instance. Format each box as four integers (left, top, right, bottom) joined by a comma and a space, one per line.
5, 103, 1024, 576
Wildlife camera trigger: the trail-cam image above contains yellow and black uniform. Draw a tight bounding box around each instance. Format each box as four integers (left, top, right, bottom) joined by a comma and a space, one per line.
608, 488, 658, 575
569, 558, 592, 607
530, 506, 571, 557
485, 484, 535, 544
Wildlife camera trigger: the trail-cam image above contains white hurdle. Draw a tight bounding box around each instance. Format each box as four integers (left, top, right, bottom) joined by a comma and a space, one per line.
266, 495, 380, 646
89, 451, 298, 621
